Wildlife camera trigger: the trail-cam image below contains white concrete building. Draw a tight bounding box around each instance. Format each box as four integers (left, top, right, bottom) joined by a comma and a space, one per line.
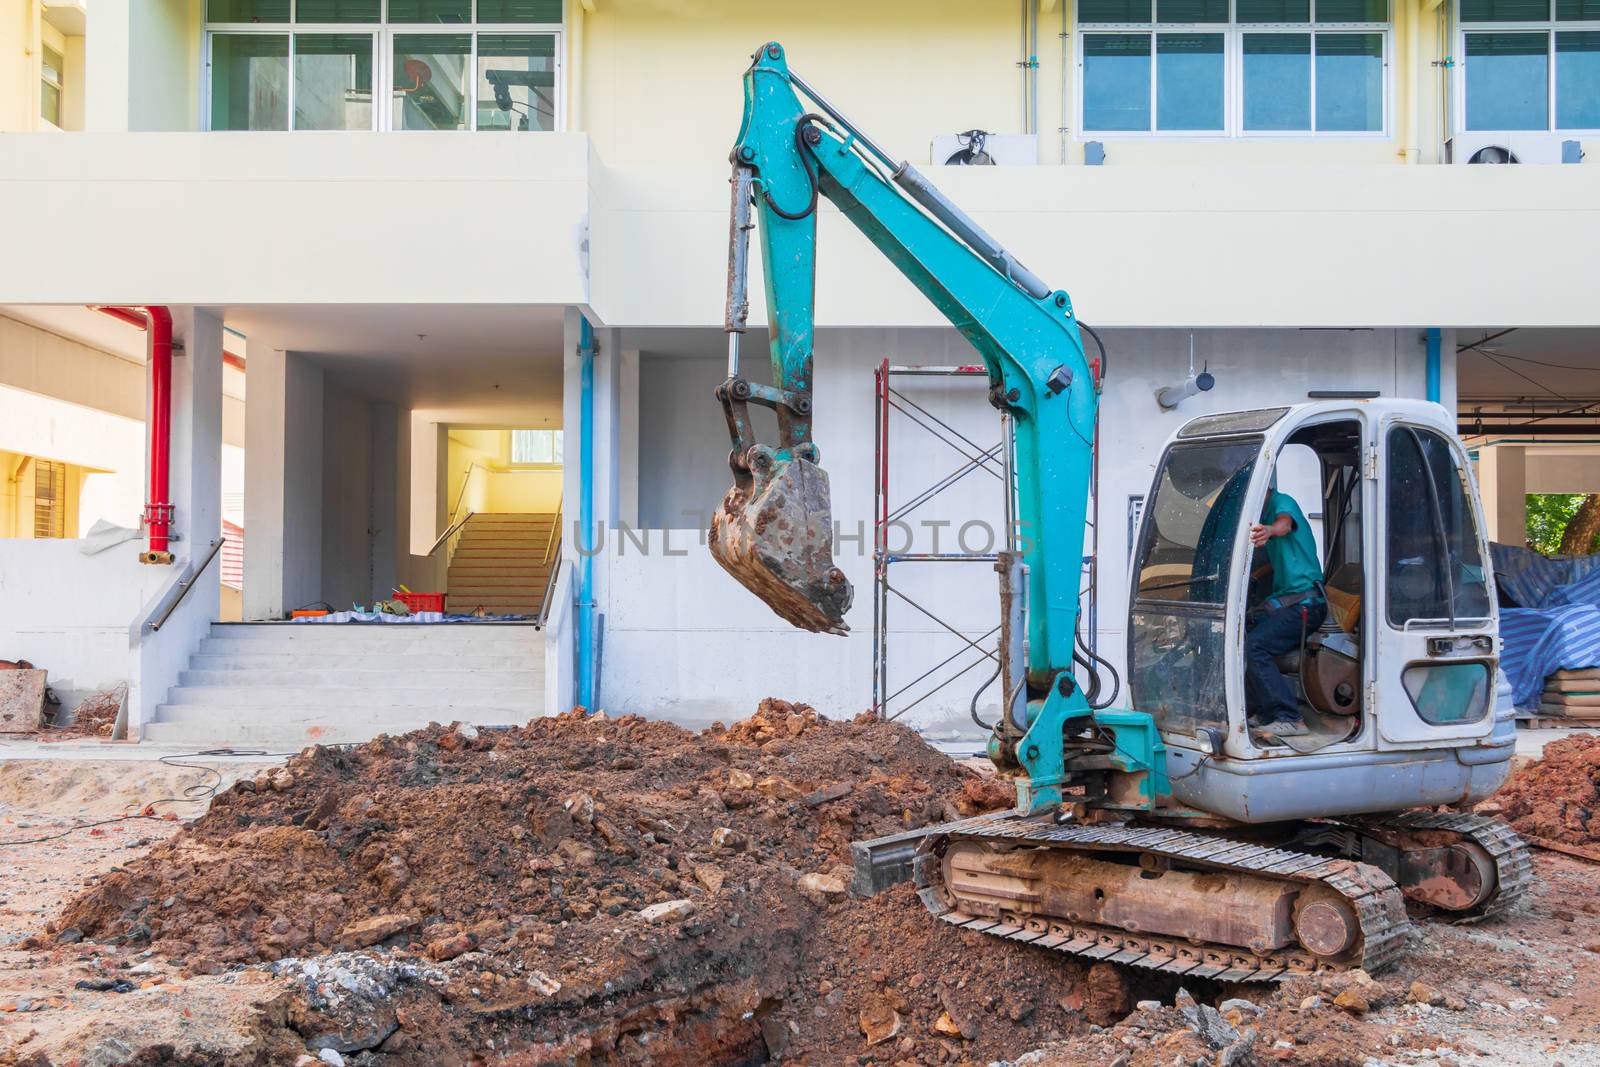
1, 0, 1598, 745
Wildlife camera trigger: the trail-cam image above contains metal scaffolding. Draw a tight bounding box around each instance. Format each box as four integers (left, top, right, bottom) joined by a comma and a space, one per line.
871, 360, 1099, 722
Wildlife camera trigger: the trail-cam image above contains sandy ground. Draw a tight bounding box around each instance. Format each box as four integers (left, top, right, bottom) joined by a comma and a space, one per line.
2, 732, 1599, 1066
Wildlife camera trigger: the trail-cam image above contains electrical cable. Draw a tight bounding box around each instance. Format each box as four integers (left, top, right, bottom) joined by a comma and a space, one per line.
1078, 320, 1109, 387
0, 749, 293, 848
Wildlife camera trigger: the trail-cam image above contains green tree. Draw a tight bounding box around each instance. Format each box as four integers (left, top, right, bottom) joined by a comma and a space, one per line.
1526, 493, 1600, 555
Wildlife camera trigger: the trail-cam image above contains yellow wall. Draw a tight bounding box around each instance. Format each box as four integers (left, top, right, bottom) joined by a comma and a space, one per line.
0, 448, 93, 539
446, 429, 562, 517
575, 0, 1466, 168
1, 1, 85, 132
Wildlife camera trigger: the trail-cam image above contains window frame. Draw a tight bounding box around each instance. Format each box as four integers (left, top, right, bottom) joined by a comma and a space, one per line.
1455, 0, 1600, 134
202, 1, 563, 133
40, 42, 65, 129
1076, 1, 1393, 139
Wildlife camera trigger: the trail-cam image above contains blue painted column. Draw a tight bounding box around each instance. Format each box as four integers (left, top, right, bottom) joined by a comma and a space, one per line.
1425, 327, 1442, 405
577, 316, 596, 712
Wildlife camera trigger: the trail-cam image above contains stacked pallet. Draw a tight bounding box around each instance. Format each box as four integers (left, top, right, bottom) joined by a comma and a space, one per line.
1539, 668, 1600, 720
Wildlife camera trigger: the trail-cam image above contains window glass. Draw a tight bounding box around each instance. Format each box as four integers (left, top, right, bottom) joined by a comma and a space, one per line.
1244, 34, 1312, 129
1316, 33, 1385, 130
1238, 0, 1312, 20
1157, 0, 1229, 20
41, 44, 63, 126
1135, 439, 1261, 605
477, 34, 557, 131
393, 33, 471, 129
294, 0, 381, 21
387, 0, 472, 22
1461, 0, 1550, 19
295, 34, 373, 130
1402, 662, 1491, 725
1084, 34, 1152, 130
511, 430, 564, 464
1080, 0, 1154, 23
1465, 32, 1550, 128
1558, 0, 1600, 18
1157, 33, 1225, 129
210, 34, 289, 130
1557, 32, 1600, 128
478, 0, 565, 21
206, 0, 289, 20
1314, 0, 1390, 19
1386, 427, 1491, 627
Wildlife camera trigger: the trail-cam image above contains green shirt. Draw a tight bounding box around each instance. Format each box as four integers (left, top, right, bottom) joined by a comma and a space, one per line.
1262, 491, 1323, 598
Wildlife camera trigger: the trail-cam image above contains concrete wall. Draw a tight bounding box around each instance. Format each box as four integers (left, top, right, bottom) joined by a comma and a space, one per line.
321, 382, 374, 609
608, 324, 1447, 727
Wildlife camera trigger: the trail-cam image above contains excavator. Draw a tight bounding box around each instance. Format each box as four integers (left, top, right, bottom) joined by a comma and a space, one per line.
708, 42, 1529, 980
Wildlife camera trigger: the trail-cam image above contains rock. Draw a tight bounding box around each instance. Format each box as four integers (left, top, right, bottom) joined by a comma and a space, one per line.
639, 899, 695, 923
1334, 988, 1370, 1015
711, 827, 748, 851
798, 871, 848, 901
1299, 995, 1323, 1011
424, 932, 476, 961
727, 768, 755, 789
1219, 998, 1262, 1017
932, 1011, 964, 1038
186, 956, 224, 976
859, 994, 902, 1045
556, 838, 597, 866
337, 913, 418, 948
1218, 1028, 1257, 1067
1409, 981, 1444, 1007
802, 781, 854, 808
1137, 999, 1163, 1012
757, 776, 803, 800
453, 722, 479, 741
318, 1050, 346, 1067
563, 791, 596, 827
56, 927, 84, 944
694, 864, 726, 893
1443, 995, 1468, 1012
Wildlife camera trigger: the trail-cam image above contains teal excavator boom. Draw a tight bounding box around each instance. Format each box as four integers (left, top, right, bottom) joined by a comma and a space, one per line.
709, 41, 1122, 815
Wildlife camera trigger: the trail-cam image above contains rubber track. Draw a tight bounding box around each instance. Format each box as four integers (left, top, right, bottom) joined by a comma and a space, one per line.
912, 816, 1411, 983
1353, 811, 1532, 923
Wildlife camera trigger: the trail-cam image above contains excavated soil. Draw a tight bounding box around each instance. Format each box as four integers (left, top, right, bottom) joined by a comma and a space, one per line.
47, 701, 1118, 1064
1482, 733, 1600, 847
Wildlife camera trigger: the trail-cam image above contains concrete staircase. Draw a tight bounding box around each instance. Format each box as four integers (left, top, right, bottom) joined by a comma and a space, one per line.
447, 512, 558, 617
141, 622, 544, 747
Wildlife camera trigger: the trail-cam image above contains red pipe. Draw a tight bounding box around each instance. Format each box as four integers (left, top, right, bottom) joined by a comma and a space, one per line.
92, 305, 176, 563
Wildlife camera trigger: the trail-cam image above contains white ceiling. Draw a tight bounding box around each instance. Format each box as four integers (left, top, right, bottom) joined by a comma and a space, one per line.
222, 303, 566, 425
1456, 328, 1600, 406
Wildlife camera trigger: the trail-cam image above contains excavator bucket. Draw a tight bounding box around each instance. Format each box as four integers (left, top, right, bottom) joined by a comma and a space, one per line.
709, 454, 853, 635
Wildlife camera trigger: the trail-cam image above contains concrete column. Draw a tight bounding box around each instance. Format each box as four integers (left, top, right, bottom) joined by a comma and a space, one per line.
244, 348, 324, 619
1477, 444, 1527, 546
84, 0, 131, 131
87, 0, 198, 132
136, 306, 223, 730
370, 402, 399, 600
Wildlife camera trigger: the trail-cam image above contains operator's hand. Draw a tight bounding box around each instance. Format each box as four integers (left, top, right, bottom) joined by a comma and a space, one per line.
1249, 523, 1272, 548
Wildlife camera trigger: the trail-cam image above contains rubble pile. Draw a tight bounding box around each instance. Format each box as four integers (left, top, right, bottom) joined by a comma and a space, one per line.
52, 700, 1113, 1064
1484, 733, 1600, 847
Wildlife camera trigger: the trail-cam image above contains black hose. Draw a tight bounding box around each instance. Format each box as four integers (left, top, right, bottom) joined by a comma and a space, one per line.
762, 114, 826, 221
1078, 321, 1109, 386
1076, 622, 1122, 710
969, 659, 1001, 731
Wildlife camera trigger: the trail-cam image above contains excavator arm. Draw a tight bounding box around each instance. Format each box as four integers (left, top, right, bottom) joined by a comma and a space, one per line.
709, 42, 1100, 811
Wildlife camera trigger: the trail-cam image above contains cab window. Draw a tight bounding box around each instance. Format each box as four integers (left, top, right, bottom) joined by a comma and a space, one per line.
1386, 426, 1491, 627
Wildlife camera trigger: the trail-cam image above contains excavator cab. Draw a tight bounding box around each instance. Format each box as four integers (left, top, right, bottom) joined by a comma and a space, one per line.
1129, 399, 1513, 824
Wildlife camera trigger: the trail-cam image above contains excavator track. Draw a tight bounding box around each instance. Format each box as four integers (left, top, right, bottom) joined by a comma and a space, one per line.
910, 816, 1411, 983
1346, 811, 1532, 923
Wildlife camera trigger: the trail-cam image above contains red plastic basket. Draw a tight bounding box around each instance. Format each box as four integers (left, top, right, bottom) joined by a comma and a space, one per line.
395, 591, 445, 614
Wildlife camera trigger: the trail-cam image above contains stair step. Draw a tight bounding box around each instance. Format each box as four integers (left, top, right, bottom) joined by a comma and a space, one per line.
165, 686, 541, 708
190, 653, 540, 670
178, 669, 543, 688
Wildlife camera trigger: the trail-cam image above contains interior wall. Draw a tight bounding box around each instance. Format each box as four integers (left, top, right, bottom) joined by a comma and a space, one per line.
321, 383, 375, 609
637, 353, 732, 530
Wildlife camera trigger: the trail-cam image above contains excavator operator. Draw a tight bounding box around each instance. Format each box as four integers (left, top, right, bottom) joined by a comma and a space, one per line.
1246, 476, 1326, 740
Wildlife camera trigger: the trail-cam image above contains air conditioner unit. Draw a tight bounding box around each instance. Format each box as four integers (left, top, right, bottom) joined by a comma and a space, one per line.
1446, 133, 1566, 165
930, 131, 1038, 166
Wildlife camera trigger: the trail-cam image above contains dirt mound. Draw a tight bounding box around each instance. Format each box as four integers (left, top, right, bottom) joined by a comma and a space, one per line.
1484, 734, 1600, 846
53, 702, 1114, 1064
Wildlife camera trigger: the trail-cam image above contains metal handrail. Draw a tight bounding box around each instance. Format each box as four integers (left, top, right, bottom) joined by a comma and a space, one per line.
536, 548, 562, 629
542, 495, 563, 565
147, 537, 226, 633
428, 512, 473, 557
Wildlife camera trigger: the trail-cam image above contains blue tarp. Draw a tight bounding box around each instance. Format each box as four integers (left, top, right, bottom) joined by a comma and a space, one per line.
1491, 543, 1600, 708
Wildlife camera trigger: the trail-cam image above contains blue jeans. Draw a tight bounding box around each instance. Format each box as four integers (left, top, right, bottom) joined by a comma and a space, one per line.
1245, 599, 1327, 725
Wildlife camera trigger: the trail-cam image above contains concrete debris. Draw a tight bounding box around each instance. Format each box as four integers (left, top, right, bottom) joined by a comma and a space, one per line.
638, 898, 695, 923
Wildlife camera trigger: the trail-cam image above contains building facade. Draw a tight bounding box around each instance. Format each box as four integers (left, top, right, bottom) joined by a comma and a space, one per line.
1, 0, 1597, 740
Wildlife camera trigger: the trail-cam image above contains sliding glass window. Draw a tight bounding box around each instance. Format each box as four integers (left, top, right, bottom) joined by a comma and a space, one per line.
204, 3, 561, 132
1080, 0, 1390, 137
1461, 0, 1600, 130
